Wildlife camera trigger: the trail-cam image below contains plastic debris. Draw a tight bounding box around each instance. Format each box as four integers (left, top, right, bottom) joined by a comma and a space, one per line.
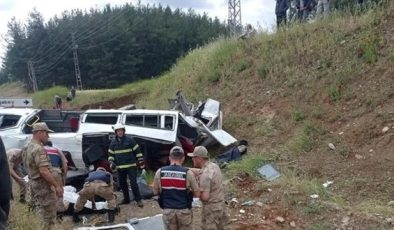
276, 216, 285, 223
310, 194, 319, 199
239, 209, 246, 214
230, 198, 239, 203
241, 200, 255, 206
257, 164, 281, 181
322, 181, 333, 188
192, 198, 202, 208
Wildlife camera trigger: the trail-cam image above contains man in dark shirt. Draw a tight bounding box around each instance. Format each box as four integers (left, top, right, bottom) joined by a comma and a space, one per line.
0, 137, 12, 229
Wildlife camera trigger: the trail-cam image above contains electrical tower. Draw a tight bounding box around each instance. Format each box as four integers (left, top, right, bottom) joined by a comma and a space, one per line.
228, 0, 242, 36
27, 61, 38, 92
71, 33, 83, 90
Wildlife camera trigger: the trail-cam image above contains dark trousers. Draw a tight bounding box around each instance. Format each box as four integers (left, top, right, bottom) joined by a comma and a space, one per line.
118, 167, 141, 202
0, 199, 10, 230
276, 14, 287, 28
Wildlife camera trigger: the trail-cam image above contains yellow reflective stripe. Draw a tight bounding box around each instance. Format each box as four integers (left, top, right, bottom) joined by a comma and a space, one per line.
117, 163, 136, 169
133, 144, 139, 151
136, 153, 143, 158
108, 149, 114, 154
108, 156, 114, 161
113, 148, 133, 154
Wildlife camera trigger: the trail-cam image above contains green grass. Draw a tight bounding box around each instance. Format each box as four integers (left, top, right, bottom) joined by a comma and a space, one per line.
308, 223, 331, 230
32, 86, 69, 108
274, 168, 329, 197
27, 2, 387, 113
291, 107, 306, 122
357, 199, 394, 216
224, 154, 266, 178
303, 201, 324, 215
286, 128, 314, 153
0, 82, 28, 97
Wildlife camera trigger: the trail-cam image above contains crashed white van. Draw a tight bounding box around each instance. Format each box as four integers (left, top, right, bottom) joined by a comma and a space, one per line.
0, 94, 236, 172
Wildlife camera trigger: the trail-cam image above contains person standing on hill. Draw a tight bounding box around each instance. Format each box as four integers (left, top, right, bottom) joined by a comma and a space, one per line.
276, 0, 289, 28
23, 122, 63, 230
70, 86, 76, 100
54, 95, 62, 109
153, 146, 200, 230
316, 0, 330, 18
108, 124, 144, 207
188, 146, 229, 230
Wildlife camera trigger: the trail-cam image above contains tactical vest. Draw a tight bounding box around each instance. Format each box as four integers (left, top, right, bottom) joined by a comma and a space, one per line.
159, 165, 192, 209
85, 170, 111, 184
44, 146, 62, 168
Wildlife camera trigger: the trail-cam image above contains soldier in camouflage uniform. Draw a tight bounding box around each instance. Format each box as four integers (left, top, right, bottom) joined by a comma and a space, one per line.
23, 122, 63, 230
73, 167, 117, 223
7, 148, 26, 203
44, 141, 68, 213
153, 146, 200, 230
188, 146, 229, 230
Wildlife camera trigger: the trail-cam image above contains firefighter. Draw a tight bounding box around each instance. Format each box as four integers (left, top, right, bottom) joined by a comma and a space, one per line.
108, 124, 144, 207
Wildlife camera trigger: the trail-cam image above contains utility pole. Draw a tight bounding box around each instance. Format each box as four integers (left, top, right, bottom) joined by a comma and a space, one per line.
228, 0, 242, 36
71, 33, 83, 90
27, 61, 38, 92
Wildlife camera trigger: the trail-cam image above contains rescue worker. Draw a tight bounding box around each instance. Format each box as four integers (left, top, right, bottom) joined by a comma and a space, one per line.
70, 86, 76, 100
188, 146, 229, 230
153, 146, 200, 230
6, 148, 26, 203
23, 122, 63, 230
54, 95, 62, 109
108, 124, 144, 207
73, 167, 117, 223
43, 141, 68, 213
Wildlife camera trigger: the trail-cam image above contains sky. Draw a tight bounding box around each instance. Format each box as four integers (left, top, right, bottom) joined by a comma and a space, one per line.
0, 0, 276, 61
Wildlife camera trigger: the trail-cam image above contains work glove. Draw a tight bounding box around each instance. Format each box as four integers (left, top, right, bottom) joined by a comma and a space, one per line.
137, 159, 145, 169
109, 161, 117, 170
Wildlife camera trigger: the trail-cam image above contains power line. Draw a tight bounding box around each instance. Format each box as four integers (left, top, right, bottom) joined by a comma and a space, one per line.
74, 8, 128, 44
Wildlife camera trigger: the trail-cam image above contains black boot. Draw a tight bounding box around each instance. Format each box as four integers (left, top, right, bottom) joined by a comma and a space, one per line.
108, 210, 115, 223
73, 212, 81, 223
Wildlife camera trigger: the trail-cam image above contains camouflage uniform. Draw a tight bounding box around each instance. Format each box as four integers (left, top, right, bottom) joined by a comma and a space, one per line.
51, 168, 65, 212
75, 180, 116, 212
199, 161, 229, 230
7, 148, 25, 201
23, 140, 57, 230
153, 169, 199, 230
44, 145, 67, 212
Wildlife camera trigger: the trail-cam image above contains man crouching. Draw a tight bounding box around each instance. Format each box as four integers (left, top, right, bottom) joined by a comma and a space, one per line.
153, 146, 200, 230
73, 167, 117, 223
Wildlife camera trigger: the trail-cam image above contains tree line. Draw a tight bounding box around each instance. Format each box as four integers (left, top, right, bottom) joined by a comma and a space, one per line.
0, 3, 227, 90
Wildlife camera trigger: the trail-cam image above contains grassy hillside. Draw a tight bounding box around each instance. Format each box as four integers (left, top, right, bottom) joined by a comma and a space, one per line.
8, 1, 394, 229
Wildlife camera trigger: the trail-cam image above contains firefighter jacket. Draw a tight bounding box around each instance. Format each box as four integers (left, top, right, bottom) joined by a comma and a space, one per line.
108, 136, 143, 169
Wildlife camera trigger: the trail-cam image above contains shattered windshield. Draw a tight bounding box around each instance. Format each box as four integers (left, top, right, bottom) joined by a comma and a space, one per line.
0, 114, 21, 129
